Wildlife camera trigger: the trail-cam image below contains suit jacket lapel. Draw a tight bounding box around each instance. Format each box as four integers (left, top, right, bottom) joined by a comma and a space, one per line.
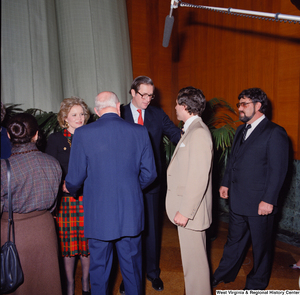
169, 132, 185, 166
168, 118, 198, 167
125, 104, 151, 126
230, 126, 244, 156
242, 117, 268, 146
144, 108, 152, 129
123, 104, 135, 123
234, 117, 268, 157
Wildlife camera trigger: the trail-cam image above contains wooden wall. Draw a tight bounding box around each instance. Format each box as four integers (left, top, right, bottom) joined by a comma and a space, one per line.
126, 0, 300, 159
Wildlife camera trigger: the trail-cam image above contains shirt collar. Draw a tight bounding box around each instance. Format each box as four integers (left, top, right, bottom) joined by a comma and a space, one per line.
183, 115, 199, 132
130, 100, 145, 122
248, 114, 265, 129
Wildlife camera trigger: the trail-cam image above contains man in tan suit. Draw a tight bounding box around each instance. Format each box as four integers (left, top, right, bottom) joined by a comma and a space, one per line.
166, 86, 213, 295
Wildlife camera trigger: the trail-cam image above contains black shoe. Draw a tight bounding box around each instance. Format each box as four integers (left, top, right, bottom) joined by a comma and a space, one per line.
81, 277, 91, 295
212, 278, 223, 288
146, 276, 164, 291
119, 280, 125, 294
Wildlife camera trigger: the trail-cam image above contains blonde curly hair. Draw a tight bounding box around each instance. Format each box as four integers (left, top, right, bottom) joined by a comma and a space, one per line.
57, 97, 90, 128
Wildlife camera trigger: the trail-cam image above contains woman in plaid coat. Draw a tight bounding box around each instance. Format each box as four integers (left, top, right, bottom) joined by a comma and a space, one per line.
1, 113, 62, 295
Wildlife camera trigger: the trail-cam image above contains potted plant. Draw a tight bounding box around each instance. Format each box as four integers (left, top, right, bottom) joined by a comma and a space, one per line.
163, 97, 238, 167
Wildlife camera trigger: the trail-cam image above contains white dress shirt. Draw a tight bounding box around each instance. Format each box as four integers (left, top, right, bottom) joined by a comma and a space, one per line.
130, 101, 145, 123
245, 114, 265, 140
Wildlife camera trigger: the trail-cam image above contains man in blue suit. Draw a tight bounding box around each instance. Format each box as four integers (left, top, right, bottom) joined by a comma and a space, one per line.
65, 91, 157, 295
120, 76, 181, 293
212, 88, 289, 290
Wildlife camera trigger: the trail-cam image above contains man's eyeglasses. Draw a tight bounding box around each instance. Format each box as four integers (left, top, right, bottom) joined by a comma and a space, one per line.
137, 91, 155, 100
236, 102, 253, 108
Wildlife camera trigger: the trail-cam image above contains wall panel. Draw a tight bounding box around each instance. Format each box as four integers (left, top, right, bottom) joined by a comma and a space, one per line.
126, 0, 300, 158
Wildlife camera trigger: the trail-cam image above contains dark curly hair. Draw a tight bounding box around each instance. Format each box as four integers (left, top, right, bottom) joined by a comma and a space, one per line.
177, 86, 206, 116
7, 113, 42, 145
238, 88, 268, 114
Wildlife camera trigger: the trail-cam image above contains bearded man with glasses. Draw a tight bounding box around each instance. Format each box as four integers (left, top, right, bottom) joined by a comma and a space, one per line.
212, 88, 289, 290
120, 76, 181, 293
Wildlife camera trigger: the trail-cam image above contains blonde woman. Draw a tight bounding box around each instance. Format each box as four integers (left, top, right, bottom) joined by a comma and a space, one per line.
46, 97, 91, 295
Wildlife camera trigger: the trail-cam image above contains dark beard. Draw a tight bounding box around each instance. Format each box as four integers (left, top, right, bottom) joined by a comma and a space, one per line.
239, 108, 255, 123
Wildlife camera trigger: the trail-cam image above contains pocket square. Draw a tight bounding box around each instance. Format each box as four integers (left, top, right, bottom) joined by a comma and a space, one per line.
180, 142, 185, 147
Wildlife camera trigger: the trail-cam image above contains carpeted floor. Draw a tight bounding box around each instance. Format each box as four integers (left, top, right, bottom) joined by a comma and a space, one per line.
73, 213, 300, 294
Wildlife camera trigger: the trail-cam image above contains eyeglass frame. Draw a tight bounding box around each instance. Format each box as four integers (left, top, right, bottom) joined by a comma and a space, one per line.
137, 91, 155, 100
236, 101, 255, 108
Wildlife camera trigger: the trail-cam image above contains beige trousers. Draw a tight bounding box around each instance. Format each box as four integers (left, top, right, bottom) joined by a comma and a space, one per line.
178, 226, 211, 295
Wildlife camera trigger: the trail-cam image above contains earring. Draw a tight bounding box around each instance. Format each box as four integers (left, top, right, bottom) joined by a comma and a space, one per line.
65, 121, 69, 128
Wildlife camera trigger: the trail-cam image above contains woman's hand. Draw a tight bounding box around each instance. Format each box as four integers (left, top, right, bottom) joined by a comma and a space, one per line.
62, 181, 70, 194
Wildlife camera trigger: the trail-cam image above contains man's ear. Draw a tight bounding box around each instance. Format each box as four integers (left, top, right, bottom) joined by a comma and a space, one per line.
130, 89, 136, 97
116, 102, 121, 117
32, 130, 38, 142
255, 102, 262, 112
94, 107, 101, 117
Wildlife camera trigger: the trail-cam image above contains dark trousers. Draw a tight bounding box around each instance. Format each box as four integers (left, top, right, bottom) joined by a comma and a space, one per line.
213, 210, 274, 290
144, 191, 161, 279
89, 235, 142, 295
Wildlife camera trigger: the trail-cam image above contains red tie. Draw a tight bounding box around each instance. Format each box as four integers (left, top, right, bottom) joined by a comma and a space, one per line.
137, 109, 143, 125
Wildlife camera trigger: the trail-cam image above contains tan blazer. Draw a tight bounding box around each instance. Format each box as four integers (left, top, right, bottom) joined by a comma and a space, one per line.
166, 117, 213, 231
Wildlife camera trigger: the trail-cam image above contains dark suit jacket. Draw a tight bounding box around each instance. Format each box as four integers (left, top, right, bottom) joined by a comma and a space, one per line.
46, 131, 83, 197
65, 113, 157, 241
222, 117, 289, 216
46, 132, 71, 178
0, 127, 12, 159
121, 104, 181, 193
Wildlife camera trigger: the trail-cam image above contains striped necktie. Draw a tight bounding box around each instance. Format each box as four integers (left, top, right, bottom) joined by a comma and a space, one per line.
241, 124, 251, 143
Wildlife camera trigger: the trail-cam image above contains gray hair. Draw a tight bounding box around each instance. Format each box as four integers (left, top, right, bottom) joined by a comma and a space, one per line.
94, 92, 119, 112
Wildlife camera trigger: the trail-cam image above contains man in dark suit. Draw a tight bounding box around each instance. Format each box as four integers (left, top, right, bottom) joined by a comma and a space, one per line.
212, 88, 289, 290
120, 76, 181, 292
65, 91, 157, 295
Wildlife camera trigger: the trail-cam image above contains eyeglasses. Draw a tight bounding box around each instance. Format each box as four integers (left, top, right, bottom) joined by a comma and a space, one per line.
137, 91, 155, 100
236, 102, 253, 108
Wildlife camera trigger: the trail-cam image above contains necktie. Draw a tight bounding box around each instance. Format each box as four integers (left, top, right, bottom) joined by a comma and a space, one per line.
137, 109, 143, 125
241, 124, 251, 143
181, 127, 185, 138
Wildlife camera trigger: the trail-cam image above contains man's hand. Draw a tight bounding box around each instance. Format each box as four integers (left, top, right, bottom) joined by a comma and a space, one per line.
62, 181, 70, 194
174, 211, 189, 227
258, 201, 273, 215
219, 186, 229, 199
